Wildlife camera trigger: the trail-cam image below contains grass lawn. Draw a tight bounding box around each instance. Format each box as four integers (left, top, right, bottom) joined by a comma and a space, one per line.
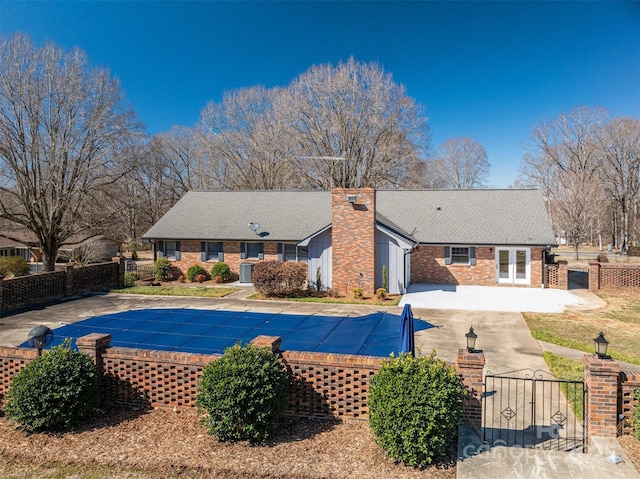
246, 293, 402, 307
111, 286, 240, 298
523, 290, 640, 366
542, 351, 584, 421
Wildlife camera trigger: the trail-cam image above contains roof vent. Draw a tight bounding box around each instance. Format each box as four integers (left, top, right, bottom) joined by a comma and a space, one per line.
346, 194, 357, 203
436, 205, 441, 210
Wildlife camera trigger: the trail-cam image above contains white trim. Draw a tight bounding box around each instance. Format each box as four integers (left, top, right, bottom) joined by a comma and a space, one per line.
375, 223, 417, 250
495, 247, 531, 285
297, 225, 332, 247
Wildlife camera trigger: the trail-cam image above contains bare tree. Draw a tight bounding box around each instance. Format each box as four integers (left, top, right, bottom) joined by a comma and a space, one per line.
520, 107, 608, 259
430, 137, 490, 188
198, 86, 297, 189
0, 34, 140, 270
597, 117, 640, 253
288, 58, 429, 189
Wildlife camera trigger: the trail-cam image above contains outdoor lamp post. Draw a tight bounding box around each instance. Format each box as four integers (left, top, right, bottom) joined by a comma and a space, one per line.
593, 331, 610, 359
465, 326, 478, 352
27, 325, 54, 356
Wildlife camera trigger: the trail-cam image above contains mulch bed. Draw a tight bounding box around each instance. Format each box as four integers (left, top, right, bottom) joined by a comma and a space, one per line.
619, 434, 640, 472
0, 408, 455, 478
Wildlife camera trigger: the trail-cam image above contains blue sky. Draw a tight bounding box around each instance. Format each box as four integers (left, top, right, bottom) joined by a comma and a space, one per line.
1, 1, 639, 187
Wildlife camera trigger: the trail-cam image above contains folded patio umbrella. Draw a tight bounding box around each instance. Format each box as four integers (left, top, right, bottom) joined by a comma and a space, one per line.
399, 303, 415, 357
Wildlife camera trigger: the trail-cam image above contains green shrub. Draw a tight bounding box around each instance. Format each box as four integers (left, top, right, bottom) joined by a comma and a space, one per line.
210, 262, 232, 282
353, 287, 363, 299
3, 340, 100, 432
633, 388, 640, 440
382, 265, 388, 291
316, 266, 322, 291
376, 288, 387, 300
0, 256, 30, 277
123, 272, 137, 288
196, 343, 289, 443
154, 257, 172, 281
186, 264, 207, 282
253, 261, 307, 297
368, 352, 464, 467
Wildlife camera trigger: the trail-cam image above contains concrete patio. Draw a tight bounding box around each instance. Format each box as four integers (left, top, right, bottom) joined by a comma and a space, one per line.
400, 283, 605, 313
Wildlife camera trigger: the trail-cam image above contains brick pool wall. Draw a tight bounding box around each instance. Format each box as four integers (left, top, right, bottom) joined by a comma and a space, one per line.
96, 340, 383, 420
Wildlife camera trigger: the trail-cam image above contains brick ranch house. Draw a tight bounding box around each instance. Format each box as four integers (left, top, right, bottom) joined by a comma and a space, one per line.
142, 188, 556, 296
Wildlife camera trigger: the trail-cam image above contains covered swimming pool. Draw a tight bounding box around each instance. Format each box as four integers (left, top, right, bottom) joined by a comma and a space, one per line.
25, 308, 433, 357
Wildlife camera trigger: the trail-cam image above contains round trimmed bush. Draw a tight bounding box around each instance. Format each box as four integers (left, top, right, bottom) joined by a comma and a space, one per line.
154, 257, 172, 281
186, 263, 207, 282
368, 352, 463, 466
3, 341, 100, 432
210, 262, 232, 282
196, 343, 289, 443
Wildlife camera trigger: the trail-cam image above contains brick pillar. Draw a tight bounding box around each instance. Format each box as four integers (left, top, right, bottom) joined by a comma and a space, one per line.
456, 349, 485, 427
77, 333, 112, 370
583, 354, 620, 441
557, 260, 568, 290
588, 261, 601, 292
113, 256, 126, 288
250, 335, 282, 353
331, 188, 376, 297
65, 264, 74, 296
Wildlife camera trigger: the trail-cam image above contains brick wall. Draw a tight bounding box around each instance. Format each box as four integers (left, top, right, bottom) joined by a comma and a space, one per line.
2, 271, 66, 310
1, 336, 486, 424
0, 346, 37, 400
91, 334, 383, 420
546, 263, 559, 287
72, 261, 120, 293
171, 240, 281, 279
331, 188, 376, 297
281, 350, 382, 420
456, 349, 485, 427
589, 262, 640, 291
619, 370, 640, 436
0, 258, 124, 314
583, 354, 620, 440
410, 246, 546, 287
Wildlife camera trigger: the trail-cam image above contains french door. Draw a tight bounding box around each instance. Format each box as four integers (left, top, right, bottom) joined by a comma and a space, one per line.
496, 248, 530, 285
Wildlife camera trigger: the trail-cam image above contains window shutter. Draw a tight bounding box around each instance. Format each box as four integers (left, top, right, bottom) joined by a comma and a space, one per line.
277, 243, 283, 262
444, 246, 452, 265
201, 242, 206, 261
470, 247, 476, 266
158, 241, 165, 258
258, 243, 264, 260
240, 242, 246, 260
218, 251, 224, 262
175, 241, 181, 261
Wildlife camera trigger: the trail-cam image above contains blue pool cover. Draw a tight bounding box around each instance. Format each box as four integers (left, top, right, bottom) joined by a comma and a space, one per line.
22, 308, 433, 357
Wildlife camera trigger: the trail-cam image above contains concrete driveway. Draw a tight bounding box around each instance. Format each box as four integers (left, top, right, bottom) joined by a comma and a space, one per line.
400, 284, 604, 313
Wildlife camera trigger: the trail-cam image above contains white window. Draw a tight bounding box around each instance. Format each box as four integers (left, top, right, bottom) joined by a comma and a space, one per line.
451, 247, 469, 264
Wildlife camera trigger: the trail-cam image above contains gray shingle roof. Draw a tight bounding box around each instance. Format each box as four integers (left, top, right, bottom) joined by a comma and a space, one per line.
376, 189, 555, 245
142, 189, 555, 246
142, 191, 332, 242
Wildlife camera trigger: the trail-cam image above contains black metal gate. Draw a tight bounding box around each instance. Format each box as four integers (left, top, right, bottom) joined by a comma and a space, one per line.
568, 268, 589, 289
482, 369, 586, 453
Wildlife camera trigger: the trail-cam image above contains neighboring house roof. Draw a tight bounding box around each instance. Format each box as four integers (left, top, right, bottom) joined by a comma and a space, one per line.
142, 189, 556, 246
0, 231, 120, 250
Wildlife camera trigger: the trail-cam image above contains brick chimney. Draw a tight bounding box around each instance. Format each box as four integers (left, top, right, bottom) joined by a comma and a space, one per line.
331, 188, 376, 297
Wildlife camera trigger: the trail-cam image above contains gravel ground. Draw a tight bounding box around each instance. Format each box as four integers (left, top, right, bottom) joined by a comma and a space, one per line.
0, 408, 455, 479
